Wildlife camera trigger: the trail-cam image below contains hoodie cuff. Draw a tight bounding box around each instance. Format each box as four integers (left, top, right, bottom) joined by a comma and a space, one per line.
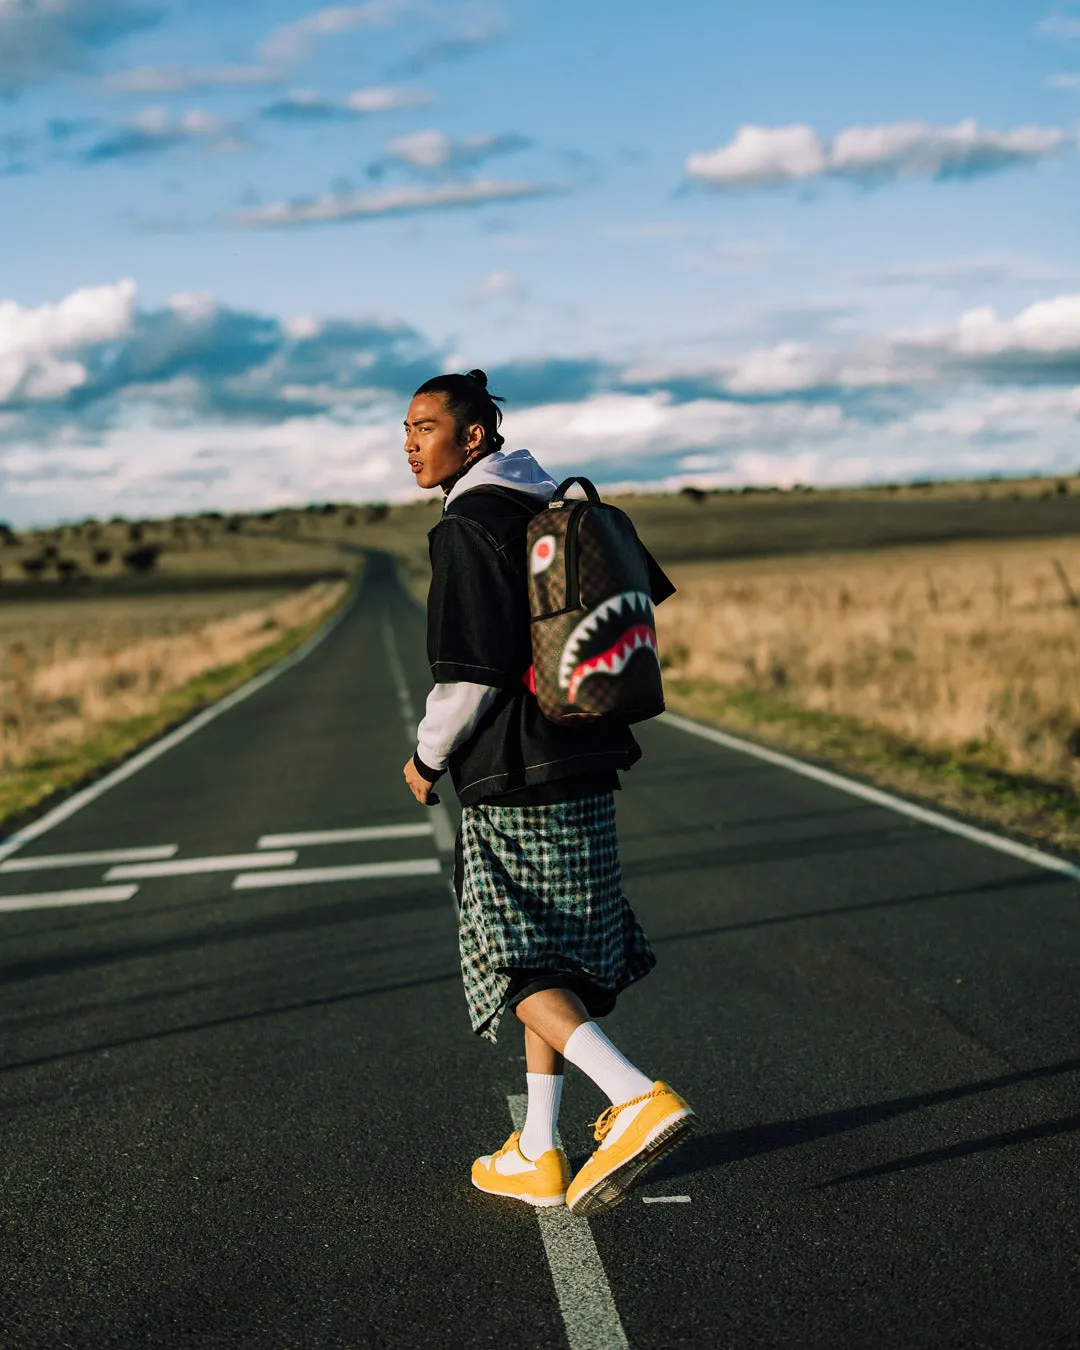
412, 752, 444, 784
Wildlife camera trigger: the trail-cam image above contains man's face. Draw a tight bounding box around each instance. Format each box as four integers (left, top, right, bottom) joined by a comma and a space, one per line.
404, 393, 480, 490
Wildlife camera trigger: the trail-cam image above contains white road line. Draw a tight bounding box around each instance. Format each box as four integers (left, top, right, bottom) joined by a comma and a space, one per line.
0, 587, 356, 866
507, 1093, 629, 1350
106, 851, 297, 880
642, 1195, 691, 1204
256, 824, 433, 848
0, 885, 138, 913
0, 845, 178, 873
381, 615, 457, 857
233, 858, 441, 890
661, 711, 1080, 884
381, 615, 418, 723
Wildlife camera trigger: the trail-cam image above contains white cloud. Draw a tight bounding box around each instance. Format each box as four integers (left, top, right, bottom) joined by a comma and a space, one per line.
103, 63, 278, 93
4, 280, 1080, 526
345, 84, 430, 112
227, 178, 553, 228
384, 128, 530, 173
83, 104, 243, 159
1046, 72, 1080, 87
686, 118, 1072, 189
0, 0, 160, 96
0, 278, 136, 404
259, 1, 412, 64
1037, 10, 1080, 39
471, 270, 526, 303
386, 128, 454, 169
685, 124, 826, 188
895, 294, 1078, 356
509, 392, 848, 466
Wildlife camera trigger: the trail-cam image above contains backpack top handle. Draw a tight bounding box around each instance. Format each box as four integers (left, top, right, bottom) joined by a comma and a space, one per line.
549, 476, 602, 508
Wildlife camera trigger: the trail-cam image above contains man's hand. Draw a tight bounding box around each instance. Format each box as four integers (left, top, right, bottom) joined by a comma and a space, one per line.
403, 756, 435, 805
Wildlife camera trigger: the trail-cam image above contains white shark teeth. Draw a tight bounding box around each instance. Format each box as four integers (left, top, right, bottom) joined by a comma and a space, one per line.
558, 590, 654, 690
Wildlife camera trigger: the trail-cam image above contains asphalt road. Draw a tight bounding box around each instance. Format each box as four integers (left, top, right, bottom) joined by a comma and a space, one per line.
1, 553, 1078, 1349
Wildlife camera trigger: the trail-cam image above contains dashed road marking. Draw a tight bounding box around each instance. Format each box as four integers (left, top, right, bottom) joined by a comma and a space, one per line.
232, 858, 441, 890
642, 1195, 691, 1204
106, 851, 297, 880
507, 1093, 629, 1350
256, 824, 433, 848
0, 845, 178, 873
0, 885, 138, 913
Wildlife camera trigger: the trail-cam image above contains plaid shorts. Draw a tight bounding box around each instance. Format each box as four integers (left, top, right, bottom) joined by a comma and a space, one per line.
456, 792, 656, 1043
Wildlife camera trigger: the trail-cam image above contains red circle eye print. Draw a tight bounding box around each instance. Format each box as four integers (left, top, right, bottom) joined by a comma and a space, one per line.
531, 534, 557, 575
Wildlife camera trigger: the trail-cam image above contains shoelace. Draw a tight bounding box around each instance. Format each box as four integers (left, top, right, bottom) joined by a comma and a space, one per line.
590, 1086, 664, 1144
493, 1132, 523, 1162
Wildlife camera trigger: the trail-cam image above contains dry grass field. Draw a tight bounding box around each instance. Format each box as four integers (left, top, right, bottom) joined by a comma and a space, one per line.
0, 517, 361, 828
658, 537, 1080, 786
0, 581, 346, 773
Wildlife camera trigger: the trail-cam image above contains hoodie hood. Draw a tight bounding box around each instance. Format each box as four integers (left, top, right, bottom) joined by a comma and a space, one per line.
444, 448, 558, 510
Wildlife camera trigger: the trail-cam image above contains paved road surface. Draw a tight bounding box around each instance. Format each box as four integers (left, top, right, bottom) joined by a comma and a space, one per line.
1, 554, 1078, 1348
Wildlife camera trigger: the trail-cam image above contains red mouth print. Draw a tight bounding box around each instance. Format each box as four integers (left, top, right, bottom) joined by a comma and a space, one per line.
567, 623, 658, 703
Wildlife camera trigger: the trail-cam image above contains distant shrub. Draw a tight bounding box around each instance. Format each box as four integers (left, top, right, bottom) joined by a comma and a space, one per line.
366, 503, 389, 523
57, 559, 81, 582
93, 548, 113, 566
122, 544, 163, 574
128, 523, 144, 543
680, 486, 708, 505
21, 556, 47, 579
0, 523, 18, 546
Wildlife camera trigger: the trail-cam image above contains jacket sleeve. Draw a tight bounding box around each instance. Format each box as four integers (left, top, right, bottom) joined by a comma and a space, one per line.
415, 681, 500, 775
426, 516, 531, 685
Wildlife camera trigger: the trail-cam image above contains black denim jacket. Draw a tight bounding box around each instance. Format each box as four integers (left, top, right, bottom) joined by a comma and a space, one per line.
426, 487, 641, 806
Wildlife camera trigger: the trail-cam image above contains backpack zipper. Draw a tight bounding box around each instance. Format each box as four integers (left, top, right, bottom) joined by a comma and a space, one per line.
563, 501, 587, 610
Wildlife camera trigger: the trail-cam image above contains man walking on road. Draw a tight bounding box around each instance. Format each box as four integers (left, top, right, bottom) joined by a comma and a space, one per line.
400, 369, 695, 1215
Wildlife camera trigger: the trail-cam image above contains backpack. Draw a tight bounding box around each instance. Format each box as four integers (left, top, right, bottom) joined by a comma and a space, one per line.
522, 477, 675, 727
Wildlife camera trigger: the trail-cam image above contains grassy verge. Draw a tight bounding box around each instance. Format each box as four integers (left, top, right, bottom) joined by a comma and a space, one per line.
665, 679, 1080, 858
0, 586, 351, 836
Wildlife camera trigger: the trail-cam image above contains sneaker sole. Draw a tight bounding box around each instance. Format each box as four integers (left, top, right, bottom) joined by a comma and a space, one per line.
471, 1177, 567, 1208
567, 1109, 696, 1217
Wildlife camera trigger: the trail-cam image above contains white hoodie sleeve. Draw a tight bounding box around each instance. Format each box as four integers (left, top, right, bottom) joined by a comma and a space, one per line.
415, 681, 499, 775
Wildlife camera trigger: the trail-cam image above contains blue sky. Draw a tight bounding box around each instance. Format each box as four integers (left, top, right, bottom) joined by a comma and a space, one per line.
1, 0, 1078, 525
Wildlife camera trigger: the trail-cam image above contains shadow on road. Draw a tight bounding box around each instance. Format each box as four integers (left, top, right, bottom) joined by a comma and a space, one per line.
651, 1054, 1080, 1184
645, 870, 1062, 946
817, 1111, 1080, 1185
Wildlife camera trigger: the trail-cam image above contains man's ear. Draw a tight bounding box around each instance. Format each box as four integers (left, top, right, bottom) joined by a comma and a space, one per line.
464, 422, 485, 452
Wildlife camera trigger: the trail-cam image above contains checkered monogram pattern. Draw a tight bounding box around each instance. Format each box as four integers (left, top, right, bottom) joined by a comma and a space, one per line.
528, 496, 665, 725
457, 794, 656, 1043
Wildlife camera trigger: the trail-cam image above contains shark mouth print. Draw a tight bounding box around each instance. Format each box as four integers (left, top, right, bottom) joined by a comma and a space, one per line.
558, 590, 659, 704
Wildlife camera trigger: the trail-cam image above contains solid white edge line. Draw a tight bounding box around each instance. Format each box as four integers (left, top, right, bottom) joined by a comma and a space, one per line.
0, 582, 359, 866
232, 858, 441, 890
106, 850, 297, 880
0, 885, 138, 913
256, 824, 434, 848
506, 1094, 629, 1350
0, 845, 178, 872
659, 711, 1080, 883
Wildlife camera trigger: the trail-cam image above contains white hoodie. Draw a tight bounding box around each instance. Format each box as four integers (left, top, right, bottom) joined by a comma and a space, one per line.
415, 448, 557, 776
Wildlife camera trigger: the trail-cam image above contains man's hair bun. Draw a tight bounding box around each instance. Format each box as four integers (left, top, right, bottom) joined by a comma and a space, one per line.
465, 368, 488, 389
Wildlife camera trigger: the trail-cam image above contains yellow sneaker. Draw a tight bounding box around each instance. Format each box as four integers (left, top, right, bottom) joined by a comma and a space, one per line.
566, 1082, 696, 1216
471, 1131, 571, 1208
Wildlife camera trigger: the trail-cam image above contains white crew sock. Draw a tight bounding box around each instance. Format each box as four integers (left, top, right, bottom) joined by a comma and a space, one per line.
562, 1022, 654, 1106
518, 1073, 564, 1161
